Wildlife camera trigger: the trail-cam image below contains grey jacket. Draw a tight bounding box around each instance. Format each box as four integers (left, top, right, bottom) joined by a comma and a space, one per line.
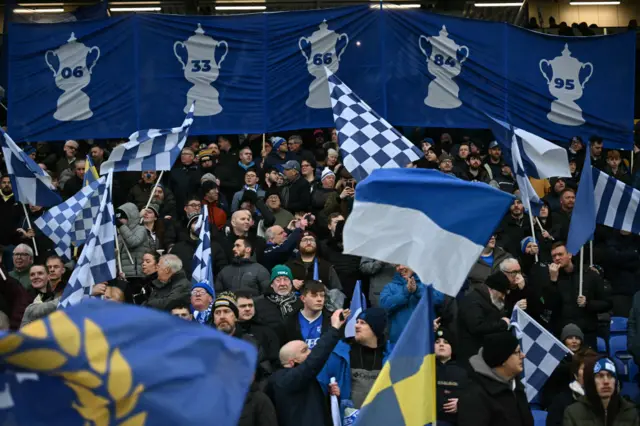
21, 294, 59, 327
144, 270, 191, 311
231, 188, 267, 213
117, 202, 152, 278
216, 258, 271, 295
360, 257, 396, 308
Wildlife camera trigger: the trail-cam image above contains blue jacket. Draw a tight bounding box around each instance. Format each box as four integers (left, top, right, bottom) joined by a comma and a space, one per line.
380, 272, 427, 344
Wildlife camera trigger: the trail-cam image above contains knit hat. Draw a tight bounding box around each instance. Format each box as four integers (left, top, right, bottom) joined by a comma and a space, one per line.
115, 208, 129, 222
213, 292, 239, 318
192, 282, 214, 298
300, 230, 316, 241
23, 145, 35, 155
187, 214, 201, 232
485, 271, 510, 295
482, 332, 520, 368
435, 327, 456, 355
201, 173, 217, 184
271, 265, 293, 283
241, 190, 258, 205
593, 357, 617, 379
321, 167, 335, 182
560, 323, 584, 342
271, 137, 286, 150
146, 203, 160, 218
520, 236, 538, 254
357, 307, 387, 342
314, 129, 324, 136
198, 149, 214, 162
202, 180, 218, 192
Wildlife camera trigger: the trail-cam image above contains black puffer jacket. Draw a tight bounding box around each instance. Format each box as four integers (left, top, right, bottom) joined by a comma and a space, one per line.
144, 270, 191, 311
458, 351, 533, 426
238, 382, 278, 426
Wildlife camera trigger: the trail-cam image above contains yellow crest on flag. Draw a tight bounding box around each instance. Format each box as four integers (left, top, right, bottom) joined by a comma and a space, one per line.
0, 311, 147, 426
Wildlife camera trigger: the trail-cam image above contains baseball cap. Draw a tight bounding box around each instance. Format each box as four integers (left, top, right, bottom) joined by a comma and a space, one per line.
489, 141, 500, 149
283, 160, 301, 172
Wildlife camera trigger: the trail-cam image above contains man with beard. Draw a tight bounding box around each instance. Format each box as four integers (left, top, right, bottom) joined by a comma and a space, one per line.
286, 231, 342, 292
283, 280, 330, 348
457, 271, 511, 371
220, 209, 267, 264
461, 153, 490, 183
264, 137, 293, 171
216, 237, 270, 294
496, 198, 528, 257
191, 282, 214, 324
254, 265, 303, 342
484, 141, 504, 180
551, 188, 575, 241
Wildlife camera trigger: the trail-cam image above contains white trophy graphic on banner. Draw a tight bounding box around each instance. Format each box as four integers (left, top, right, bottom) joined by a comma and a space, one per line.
45, 32, 100, 122
539, 44, 594, 126
419, 25, 469, 109
299, 20, 349, 109
174, 23, 228, 116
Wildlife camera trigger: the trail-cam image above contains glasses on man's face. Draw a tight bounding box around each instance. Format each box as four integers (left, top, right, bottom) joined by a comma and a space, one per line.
187, 203, 201, 208
506, 270, 522, 276
191, 290, 208, 296
13, 253, 30, 258
301, 238, 316, 244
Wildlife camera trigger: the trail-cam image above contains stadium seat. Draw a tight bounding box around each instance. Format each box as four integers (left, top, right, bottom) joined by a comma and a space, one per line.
531, 409, 547, 426
597, 337, 607, 354
610, 335, 633, 380
611, 316, 629, 334
621, 381, 640, 402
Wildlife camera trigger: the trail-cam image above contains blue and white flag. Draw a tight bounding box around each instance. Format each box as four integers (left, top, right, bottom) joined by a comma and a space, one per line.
34, 177, 105, 262
0, 130, 61, 207
343, 168, 513, 296
345, 280, 366, 338
566, 153, 595, 255
192, 207, 214, 292
591, 168, 640, 235
487, 116, 571, 180
510, 306, 572, 402
100, 104, 195, 175
326, 70, 422, 182
511, 133, 544, 216
59, 172, 116, 307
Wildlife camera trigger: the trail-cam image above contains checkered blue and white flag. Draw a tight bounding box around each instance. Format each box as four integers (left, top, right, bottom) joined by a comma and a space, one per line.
191, 207, 214, 293
100, 104, 195, 175
325, 70, 422, 182
59, 172, 116, 308
510, 306, 572, 402
0, 130, 61, 207
34, 177, 105, 262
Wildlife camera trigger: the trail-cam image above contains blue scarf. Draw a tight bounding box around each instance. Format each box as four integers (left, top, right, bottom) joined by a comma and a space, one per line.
313, 257, 319, 281
238, 161, 255, 171
244, 184, 260, 192
194, 301, 213, 324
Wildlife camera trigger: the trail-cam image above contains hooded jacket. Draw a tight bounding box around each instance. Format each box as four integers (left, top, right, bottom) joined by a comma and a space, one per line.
380, 272, 427, 344
117, 202, 152, 278
457, 351, 533, 426
215, 257, 271, 295
144, 270, 191, 311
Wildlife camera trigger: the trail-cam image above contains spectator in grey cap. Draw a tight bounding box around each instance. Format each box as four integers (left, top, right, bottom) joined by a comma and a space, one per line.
280, 160, 311, 213
561, 323, 584, 352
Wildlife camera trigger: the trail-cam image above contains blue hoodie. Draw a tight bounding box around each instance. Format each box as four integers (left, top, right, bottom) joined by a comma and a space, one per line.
379, 272, 428, 344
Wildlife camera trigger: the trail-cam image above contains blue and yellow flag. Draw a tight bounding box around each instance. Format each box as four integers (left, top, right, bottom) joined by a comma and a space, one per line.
355, 286, 437, 426
0, 300, 257, 426
83, 154, 99, 186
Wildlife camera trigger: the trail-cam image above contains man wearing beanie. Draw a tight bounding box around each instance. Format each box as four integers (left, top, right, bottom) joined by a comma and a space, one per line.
213, 292, 241, 335
191, 282, 214, 325
317, 307, 389, 411
264, 136, 293, 171
457, 270, 511, 371
281, 160, 311, 213
267, 308, 349, 426
254, 265, 302, 341
563, 356, 639, 425
435, 328, 468, 426
458, 332, 532, 426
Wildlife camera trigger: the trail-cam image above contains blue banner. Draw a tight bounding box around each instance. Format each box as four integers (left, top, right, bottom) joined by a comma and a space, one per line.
7, 7, 635, 149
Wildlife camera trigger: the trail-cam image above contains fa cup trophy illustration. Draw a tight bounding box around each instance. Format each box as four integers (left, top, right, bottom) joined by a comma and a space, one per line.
419, 25, 469, 109
175, 23, 228, 116
45, 33, 100, 121
539, 44, 594, 126
299, 20, 349, 109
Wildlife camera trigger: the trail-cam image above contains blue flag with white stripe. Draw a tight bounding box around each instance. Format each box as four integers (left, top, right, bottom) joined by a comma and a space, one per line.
343, 168, 514, 297
0, 130, 61, 207
510, 306, 572, 402
34, 177, 105, 262
59, 172, 116, 307
566, 152, 595, 255
345, 280, 366, 338
591, 168, 640, 235
100, 104, 195, 175
192, 207, 214, 293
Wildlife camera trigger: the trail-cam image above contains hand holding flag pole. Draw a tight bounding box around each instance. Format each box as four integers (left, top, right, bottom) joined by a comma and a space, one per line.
20, 203, 38, 256
141, 171, 164, 223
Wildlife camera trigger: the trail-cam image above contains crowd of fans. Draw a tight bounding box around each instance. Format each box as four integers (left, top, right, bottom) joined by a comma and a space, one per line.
0, 128, 639, 425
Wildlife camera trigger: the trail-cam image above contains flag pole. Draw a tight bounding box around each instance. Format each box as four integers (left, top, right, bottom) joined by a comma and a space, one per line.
109, 171, 123, 276
535, 217, 554, 240
589, 240, 594, 267
141, 171, 164, 223
20, 203, 38, 257
528, 214, 538, 262
579, 246, 584, 296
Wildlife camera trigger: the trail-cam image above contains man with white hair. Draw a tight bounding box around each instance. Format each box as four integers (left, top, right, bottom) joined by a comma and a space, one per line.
144, 254, 191, 311
56, 139, 79, 176
499, 258, 543, 323
9, 244, 34, 290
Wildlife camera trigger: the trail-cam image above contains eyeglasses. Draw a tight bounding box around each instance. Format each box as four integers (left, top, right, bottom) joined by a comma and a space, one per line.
191, 290, 208, 296
301, 238, 316, 244
13, 253, 30, 258
187, 203, 202, 208
505, 270, 522, 276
